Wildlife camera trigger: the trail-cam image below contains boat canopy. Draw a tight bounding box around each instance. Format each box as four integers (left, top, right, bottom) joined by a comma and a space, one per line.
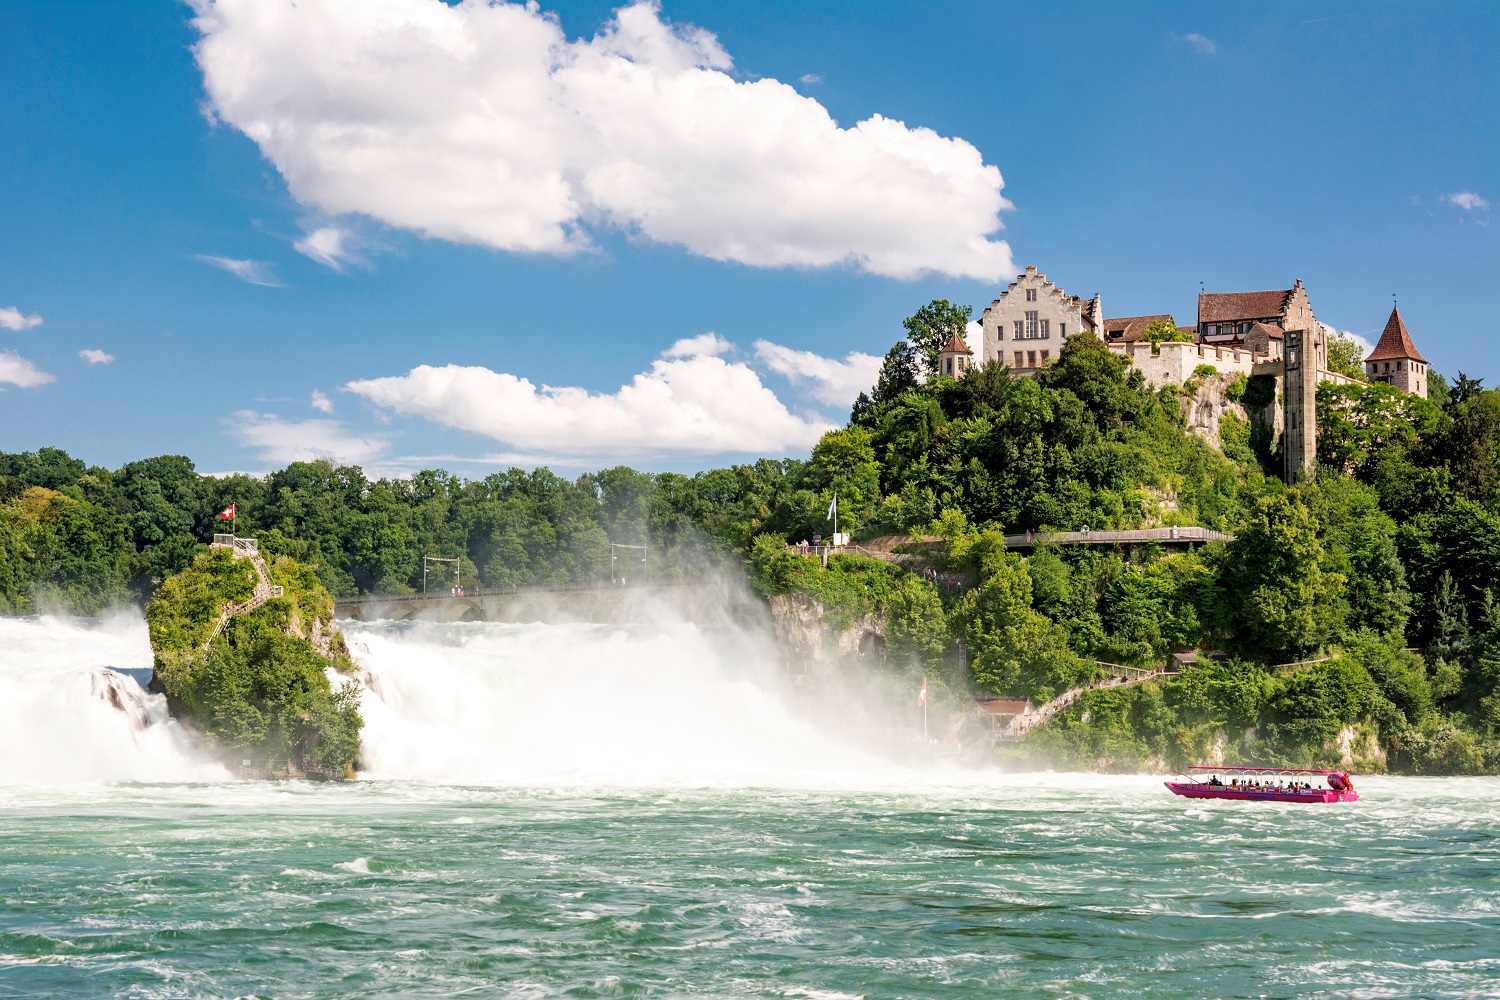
1187, 765, 1341, 775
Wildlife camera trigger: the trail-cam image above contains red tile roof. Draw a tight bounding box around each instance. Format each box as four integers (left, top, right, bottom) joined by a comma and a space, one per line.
1365, 306, 1427, 363
1102, 314, 1174, 342
1198, 289, 1292, 324
939, 333, 972, 354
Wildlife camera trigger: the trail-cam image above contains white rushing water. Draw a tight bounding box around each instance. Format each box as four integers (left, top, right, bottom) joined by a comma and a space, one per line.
0, 612, 896, 788
0, 615, 224, 783
345, 618, 883, 787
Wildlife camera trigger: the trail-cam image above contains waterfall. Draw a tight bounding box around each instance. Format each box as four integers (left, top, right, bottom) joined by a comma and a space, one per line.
0, 616, 225, 784
346, 618, 883, 787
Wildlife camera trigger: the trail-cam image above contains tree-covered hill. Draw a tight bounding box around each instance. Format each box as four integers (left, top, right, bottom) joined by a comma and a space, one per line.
2, 306, 1497, 771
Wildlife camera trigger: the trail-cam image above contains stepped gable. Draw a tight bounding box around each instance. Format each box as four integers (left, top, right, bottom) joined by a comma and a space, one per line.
1103, 314, 1174, 343
1366, 305, 1428, 363
1198, 288, 1292, 323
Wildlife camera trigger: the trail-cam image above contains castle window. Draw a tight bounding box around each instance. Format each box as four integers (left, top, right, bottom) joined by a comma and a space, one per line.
1014, 351, 1023, 367
1027, 350, 1037, 367
1041, 350, 1050, 362
1013, 320, 1023, 339
1026, 311, 1039, 338
1060, 323, 1066, 337
946, 357, 953, 375
1026, 288, 1037, 302
1240, 322, 1251, 334
1397, 361, 1403, 370
1040, 319, 1050, 338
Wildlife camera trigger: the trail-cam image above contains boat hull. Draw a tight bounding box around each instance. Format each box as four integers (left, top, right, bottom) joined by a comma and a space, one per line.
1165, 782, 1357, 803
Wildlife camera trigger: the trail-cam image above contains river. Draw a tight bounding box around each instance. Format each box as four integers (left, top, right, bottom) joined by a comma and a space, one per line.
2, 615, 1497, 998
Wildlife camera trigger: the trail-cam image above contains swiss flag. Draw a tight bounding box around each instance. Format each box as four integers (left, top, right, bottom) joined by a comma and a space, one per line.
918, 678, 928, 707
219, 504, 235, 520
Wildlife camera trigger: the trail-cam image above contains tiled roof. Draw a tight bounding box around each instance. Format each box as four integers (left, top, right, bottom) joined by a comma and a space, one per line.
939, 333, 972, 354
1199, 289, 1292, 324
1365, 306, 1428, 363
1249, 322, 1285, 340
1102, 314, 1174, 341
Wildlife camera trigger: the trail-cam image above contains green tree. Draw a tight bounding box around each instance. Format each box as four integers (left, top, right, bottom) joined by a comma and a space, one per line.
1144, 320, 1192, 345
1220, 492, 1345, 660
1325, 330, 1368, 381
902, 299, 972, 378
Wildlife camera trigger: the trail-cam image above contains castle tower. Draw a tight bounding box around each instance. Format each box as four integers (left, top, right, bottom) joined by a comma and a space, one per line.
938, 333, 974, 378
1365, 305, 1429, 397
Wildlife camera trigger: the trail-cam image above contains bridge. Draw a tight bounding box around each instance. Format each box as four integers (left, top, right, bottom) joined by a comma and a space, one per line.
1001, 526, 1234, 549
334, 578, 764, 626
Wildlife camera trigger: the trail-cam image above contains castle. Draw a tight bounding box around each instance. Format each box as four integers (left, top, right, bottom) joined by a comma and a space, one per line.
955, 265, 1431, 480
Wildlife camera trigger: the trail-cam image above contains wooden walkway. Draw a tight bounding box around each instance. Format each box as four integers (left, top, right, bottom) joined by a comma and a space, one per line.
203, 536, 283, 647
1003, 527, 1234, 548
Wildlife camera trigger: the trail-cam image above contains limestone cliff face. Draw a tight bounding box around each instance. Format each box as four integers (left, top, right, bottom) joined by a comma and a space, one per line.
1179, 374, 1249, 451
768, 593, 885, 678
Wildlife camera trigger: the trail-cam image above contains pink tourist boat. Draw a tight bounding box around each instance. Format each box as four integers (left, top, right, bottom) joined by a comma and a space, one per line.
1165, 765, 1359, 803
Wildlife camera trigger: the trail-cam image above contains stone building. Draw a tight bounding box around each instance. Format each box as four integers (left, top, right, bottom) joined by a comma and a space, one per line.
1101, 314, 1176, 346
937, 333, 974, 378
1364, 305, 1429, 398
1197, 279, 1322, 368
979, 265, 1102, 373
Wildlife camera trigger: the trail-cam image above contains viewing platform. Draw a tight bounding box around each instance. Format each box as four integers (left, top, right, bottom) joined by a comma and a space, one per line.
1002, 526, 1233, 548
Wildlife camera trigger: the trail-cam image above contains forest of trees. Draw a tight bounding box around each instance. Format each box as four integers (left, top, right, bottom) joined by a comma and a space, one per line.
3, 303, 1498, 771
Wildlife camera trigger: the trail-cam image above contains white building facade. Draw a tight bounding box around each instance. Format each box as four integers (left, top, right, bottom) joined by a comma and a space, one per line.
978, 265, 1103, 373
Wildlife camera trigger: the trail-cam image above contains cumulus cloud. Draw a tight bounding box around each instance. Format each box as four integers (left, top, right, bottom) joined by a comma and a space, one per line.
1446, 191, 1489, 212
310, 389, 335, 413
0, 307, 43, 332
1181, 33, 1217, 54
78, 349, 115, 366
1321, 322, 1374, 360
191, 0, 1013, 279
196, 255, 281, 286
0, 351, 55, 389
227, 411, 392, 465
345, 334, 835, 460
753, 340, 881, 407
294, 226, 361, 270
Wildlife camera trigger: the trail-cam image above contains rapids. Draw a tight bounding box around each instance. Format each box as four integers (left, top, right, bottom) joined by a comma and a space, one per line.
3, 615, 1498, 997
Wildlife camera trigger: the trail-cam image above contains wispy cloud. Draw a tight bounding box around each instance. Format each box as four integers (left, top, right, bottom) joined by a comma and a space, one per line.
294, 226, 362, 271
0, 307, 43, 332
0, 351, 55, 389
226, 410, 392, 465
78, 349, 115, 366
310, 389, 334, 413
799, 73, 822, 84
196, 255, 281, 286
1445, 191, 1489, 212
1181, 33, 1217, 55
753, 340, 881, 408
345, 334, 835, 462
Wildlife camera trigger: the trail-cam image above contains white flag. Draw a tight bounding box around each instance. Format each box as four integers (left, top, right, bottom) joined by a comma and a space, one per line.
826, 495, 837, 521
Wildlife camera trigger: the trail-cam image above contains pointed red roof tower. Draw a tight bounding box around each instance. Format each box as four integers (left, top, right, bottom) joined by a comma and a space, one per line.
1364, 305, 1429, 397
937, 333, 974, 377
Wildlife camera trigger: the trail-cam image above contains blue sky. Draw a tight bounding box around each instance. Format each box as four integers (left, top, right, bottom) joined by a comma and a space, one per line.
2, 0, 1495, 477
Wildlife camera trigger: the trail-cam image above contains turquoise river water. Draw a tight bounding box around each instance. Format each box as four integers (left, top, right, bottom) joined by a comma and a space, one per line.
2, 616, 1498, 998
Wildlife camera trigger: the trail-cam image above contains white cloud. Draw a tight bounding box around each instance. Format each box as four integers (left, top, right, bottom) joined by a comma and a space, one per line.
196, 255, 281, 286
965, 319, 983, 355
1182, 33, 1217, 55
0, 351, 55, 389
1445, 191, 1489, 212
294, 226, 361, 270
227, 411, 392, 465
799, 73, 822, 84
191, 0, 1013, 280
78, 349, 115, 366
753, 340, 881, 407
345, 335, 835, 460
0, 307, 43, 332
1321, 322, 1374, 361
310, 389, 335, 413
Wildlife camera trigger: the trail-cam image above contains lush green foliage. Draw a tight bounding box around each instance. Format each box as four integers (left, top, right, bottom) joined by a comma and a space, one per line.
147, 549, 362, 774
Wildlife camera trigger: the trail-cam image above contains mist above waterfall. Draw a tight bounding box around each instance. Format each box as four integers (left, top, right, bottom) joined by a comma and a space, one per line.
348, 617, 887, 787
